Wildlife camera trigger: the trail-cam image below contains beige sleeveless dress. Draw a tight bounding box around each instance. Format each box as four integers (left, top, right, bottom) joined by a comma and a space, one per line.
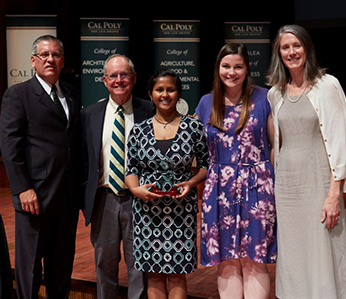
275, 93, 346, 299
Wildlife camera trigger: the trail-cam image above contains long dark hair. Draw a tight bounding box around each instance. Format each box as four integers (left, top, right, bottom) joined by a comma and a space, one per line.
210, 43, 253, 133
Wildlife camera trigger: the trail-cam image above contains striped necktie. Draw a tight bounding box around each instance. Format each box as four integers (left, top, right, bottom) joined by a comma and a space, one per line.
109, 105, 125, 194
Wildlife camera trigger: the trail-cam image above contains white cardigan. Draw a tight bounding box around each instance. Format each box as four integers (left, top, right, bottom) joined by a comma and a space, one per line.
267, 74, 346, 191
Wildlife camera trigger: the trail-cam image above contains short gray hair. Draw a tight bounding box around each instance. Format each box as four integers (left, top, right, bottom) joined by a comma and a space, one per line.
103, 54, 135, 75
31, 35, 64, 55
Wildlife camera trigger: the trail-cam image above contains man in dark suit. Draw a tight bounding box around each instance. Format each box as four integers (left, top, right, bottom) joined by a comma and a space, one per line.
0, 35, 83, 298
81, 54, 153, 298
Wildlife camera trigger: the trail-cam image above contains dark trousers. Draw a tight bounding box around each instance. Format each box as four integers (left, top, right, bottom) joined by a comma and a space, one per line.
91, 188, 146, 299
14, 208, 78, 299
0, 214, 12, 299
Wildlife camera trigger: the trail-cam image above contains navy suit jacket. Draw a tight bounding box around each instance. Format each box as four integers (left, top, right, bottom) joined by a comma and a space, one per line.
0, 76, 84, 214
81, 96, 154, 225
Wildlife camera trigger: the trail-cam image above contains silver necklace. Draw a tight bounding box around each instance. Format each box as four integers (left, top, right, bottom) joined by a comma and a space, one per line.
154, 114, 180, 129
286, 83, 307, 103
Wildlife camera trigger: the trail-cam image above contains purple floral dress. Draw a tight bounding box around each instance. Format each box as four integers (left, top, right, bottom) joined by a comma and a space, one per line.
195, 87, 277, 266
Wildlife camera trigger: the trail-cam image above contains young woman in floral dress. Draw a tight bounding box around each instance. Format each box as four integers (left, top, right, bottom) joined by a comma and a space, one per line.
195, 43, 277, 299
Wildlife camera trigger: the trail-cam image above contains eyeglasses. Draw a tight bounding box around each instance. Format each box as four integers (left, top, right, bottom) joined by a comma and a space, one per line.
104, 72, 133, 81
33, 52, 63, 61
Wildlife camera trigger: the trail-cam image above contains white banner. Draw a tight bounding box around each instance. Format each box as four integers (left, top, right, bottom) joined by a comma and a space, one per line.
6, 15, 56, 87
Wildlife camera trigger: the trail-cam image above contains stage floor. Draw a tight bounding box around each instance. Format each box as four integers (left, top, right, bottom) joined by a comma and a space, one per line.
0, 188, 276, 298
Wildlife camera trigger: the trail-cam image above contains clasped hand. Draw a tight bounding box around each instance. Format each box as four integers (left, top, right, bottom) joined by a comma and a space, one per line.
132, 182, 193, 202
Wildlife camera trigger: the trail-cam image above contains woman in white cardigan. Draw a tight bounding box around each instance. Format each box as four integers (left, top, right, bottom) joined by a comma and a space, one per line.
267, 24, 346, 299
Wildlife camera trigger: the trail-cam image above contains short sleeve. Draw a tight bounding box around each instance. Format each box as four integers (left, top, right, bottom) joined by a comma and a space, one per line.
126, 125, 141, 177
195, 94, 213, 127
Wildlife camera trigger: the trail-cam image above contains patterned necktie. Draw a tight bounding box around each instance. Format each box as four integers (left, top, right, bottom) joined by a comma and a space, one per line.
51, 84, 67, 124
109, 105, 125, 194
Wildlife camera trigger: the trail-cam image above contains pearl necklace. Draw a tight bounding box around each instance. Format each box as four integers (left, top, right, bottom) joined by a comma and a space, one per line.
286, 83, 307, 103
154, 113, 180, 129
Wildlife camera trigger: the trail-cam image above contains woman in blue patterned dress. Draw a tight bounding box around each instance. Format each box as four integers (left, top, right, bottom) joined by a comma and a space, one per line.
125, 69, 208, 298
195, 43, 277, 299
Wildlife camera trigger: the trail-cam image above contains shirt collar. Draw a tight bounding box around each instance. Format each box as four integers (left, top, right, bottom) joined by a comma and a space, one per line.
108, 95, 133, 114
35, 74, 61, 95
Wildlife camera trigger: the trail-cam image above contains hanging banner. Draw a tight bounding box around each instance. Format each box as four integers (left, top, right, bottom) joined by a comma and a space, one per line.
80, 18, 129, 106
225, 22, 270, 87
154, 20, 200, 115
6, 15, 56, 87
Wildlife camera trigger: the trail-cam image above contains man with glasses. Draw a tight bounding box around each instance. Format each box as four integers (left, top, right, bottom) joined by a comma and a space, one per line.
82, 54, 153, 298
0, 35, 83, 298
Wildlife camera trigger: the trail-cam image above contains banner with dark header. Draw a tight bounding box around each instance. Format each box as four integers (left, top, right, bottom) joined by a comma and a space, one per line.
6, 15, 56, 87
80, 18, 129, 106
225, 22, 270, 87
153, 20, 200, 115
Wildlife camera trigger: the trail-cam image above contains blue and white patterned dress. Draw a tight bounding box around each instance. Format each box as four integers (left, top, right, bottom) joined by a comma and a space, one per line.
196, 87, 277, 266
126, 115, 209, 274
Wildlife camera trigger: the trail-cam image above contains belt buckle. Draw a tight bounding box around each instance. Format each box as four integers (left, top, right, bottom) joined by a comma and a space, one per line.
117, 189, 129, 197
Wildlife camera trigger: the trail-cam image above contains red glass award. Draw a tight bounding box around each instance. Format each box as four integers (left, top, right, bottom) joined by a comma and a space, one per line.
150, 185, 178, 196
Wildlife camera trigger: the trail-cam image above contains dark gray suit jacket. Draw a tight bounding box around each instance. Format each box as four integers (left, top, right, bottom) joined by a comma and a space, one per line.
81, 96, 154, 225
0, 76, 84, 214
